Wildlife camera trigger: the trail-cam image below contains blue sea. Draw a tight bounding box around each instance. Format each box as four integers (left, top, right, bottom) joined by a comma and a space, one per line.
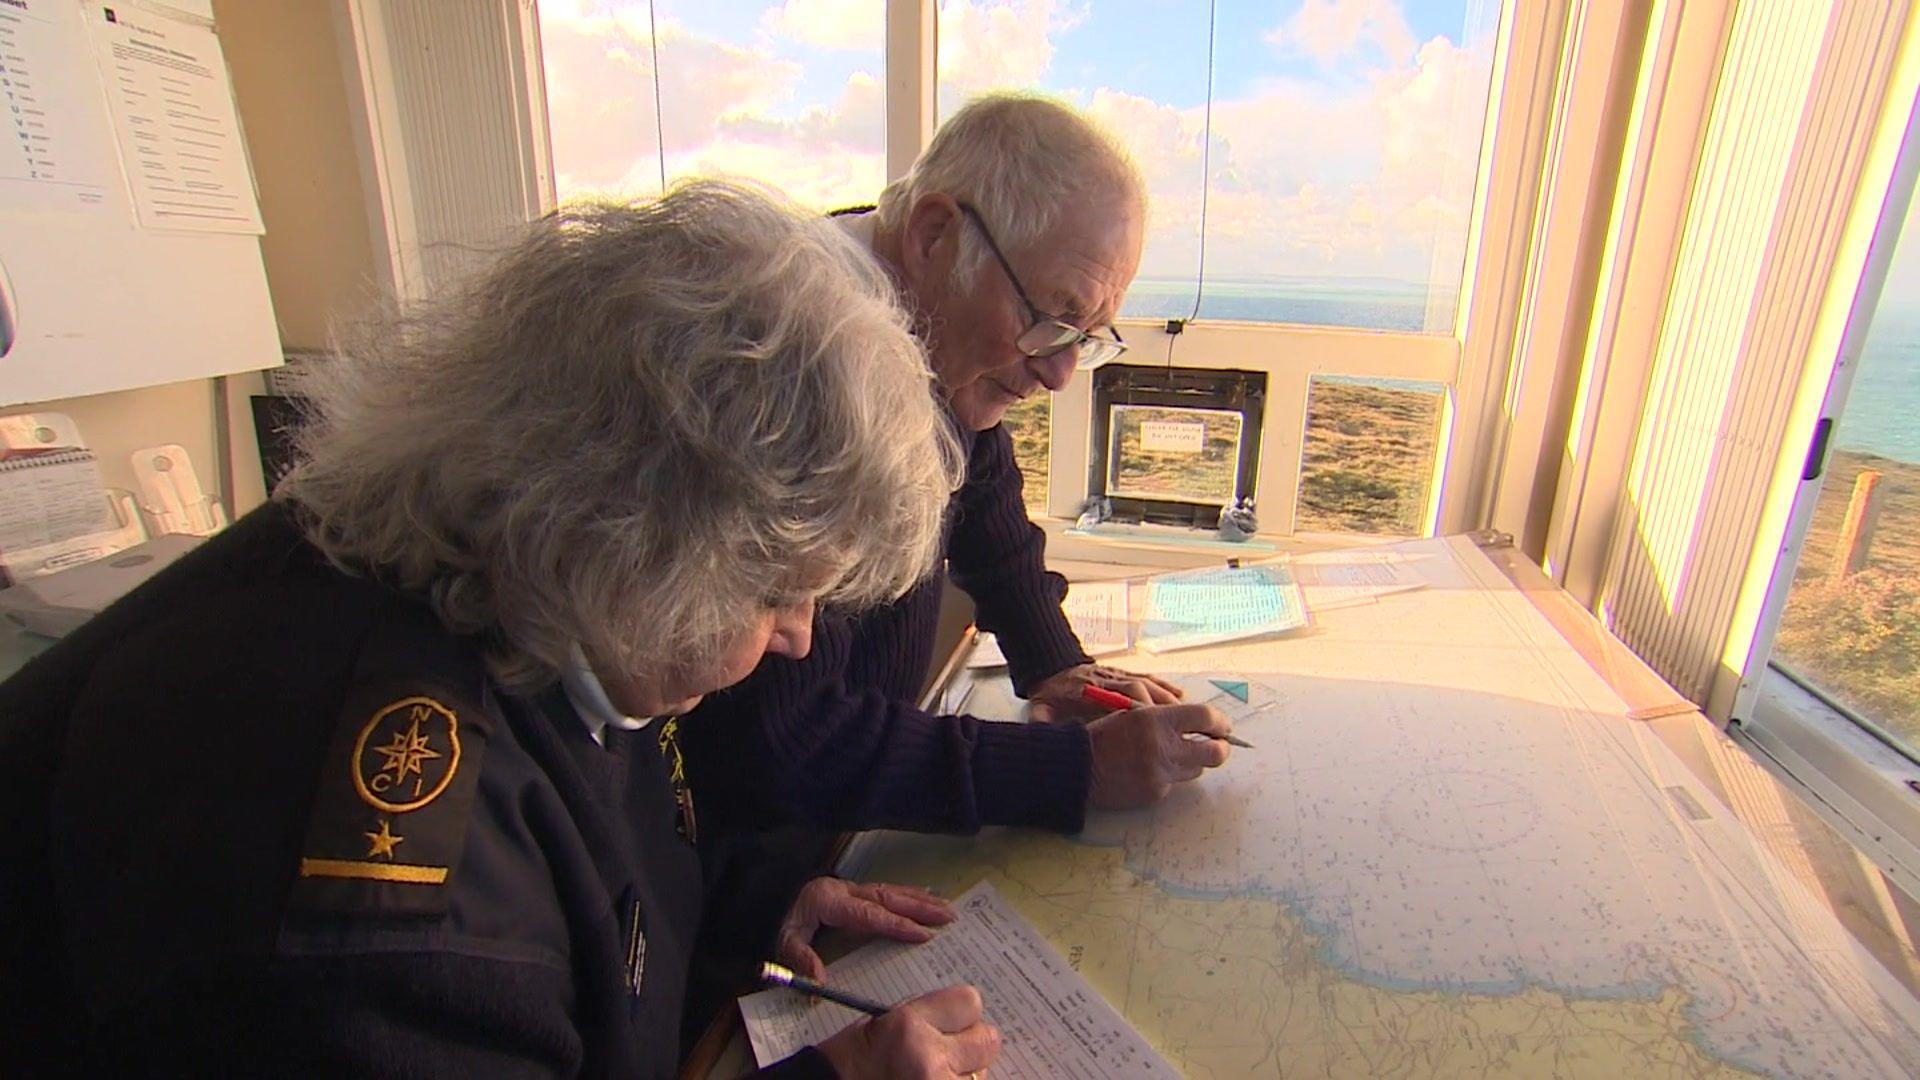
1847, 308, 1920, 464
1122, 279, 1920, 466
1124, 277, 1435, 334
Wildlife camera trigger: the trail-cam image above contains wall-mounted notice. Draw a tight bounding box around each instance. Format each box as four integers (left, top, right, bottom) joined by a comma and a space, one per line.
86, 1, 260, 233
0, 0, 117, 213
1139, 418, 1205, 453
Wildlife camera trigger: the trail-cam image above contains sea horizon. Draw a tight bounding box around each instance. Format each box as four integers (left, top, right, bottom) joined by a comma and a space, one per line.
1124, 278, 1919, 466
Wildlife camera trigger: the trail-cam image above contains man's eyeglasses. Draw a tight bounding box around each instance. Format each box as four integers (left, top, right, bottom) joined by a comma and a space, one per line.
957, 203, 1127, 370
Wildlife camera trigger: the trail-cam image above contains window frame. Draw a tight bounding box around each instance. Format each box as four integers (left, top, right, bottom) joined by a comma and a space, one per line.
894, 0, 1564, 542
1725, 80, 1920, 865
365, 0, 1591, 546
1087, 364, 1266, 526
1731, 84, 1920, 729
508, 0, 1572, 544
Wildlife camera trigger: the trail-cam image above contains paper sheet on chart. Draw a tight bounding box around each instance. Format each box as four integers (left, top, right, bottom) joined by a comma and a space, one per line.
738, 881, 1178, 1078
1291, 547, 1429, 610
967, 578, 1130, 668
86, 3, 261, 233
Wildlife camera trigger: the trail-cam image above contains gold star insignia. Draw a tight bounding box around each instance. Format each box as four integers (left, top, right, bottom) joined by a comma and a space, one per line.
364, 819, 405, 859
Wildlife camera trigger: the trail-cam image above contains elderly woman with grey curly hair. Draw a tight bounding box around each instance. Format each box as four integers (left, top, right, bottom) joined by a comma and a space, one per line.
0, 182, 1002, 1078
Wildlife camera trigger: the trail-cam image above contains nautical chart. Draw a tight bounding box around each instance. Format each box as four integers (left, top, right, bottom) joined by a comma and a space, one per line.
844, 538, 1920, 1077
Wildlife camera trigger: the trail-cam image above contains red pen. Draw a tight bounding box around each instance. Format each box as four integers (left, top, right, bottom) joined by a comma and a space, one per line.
1080, 684, 1137, 712
1080, 683, 1254, 748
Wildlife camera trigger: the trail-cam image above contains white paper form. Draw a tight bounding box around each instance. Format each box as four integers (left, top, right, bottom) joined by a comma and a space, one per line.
739, 881, 1179, 1078
0, 0, 117, 213
1291, 548, 1428, 610
967, 579, 1132, 668
0, 447, 115, 578
86, 2, 260, 233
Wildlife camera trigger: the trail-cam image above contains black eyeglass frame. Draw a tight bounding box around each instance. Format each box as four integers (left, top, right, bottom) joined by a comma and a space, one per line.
956, 203, 1127, 369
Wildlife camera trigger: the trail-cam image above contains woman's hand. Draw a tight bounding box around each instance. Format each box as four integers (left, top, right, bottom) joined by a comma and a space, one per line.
775, 877, 956, 980
815, 984, 1000, 1079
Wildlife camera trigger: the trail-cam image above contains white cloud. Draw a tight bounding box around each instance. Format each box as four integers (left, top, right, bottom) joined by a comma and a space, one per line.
1265, 0, 1419, 68
538, 0, 1497, 287
1102, 16, 1495, 284
760, 0, 883, 52
936, 0, 1081, 101
699, 72, 886, 208
538, 4, 883, 210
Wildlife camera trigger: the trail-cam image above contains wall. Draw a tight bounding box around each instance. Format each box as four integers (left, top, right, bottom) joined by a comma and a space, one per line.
0, 0, 380, 521
221, 0, 383, 349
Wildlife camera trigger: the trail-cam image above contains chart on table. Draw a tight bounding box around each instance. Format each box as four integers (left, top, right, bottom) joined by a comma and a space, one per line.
847, 538, 1920, 1077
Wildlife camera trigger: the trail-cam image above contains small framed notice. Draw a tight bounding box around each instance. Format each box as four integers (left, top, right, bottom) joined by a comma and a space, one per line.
1139, 419, 1205, 453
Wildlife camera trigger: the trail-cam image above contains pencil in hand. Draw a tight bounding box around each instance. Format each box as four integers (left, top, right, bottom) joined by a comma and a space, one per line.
759, 961, 892, 1017
1083, 684, 1254, 747
1185, 730, 1255, 749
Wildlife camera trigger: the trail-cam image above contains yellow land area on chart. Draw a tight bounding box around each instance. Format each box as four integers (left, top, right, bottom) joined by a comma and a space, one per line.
861, 830, 1759, 1080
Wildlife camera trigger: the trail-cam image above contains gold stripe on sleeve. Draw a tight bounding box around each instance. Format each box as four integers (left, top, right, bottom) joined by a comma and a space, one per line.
298, 858, 449, 884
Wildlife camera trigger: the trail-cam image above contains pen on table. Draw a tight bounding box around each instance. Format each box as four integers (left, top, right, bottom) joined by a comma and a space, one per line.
759, 961, 891, 1016
1079, 684, 1254, 748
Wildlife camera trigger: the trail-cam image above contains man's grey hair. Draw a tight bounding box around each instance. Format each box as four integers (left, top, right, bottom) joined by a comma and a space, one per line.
875, 92, 1145, 287
280, 181, 963, 689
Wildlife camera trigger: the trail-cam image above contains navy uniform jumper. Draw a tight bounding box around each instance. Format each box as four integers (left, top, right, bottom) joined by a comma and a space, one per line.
0, 504, 830, 1078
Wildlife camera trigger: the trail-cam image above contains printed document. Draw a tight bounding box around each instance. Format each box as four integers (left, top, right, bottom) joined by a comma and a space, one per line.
1139, 562, 1307, 652
0, 0, 117, 213
86, 3, 261, 232
739, 881, 1178, 1078
968, 578, 1131, 668
1292, 548, 1428, 610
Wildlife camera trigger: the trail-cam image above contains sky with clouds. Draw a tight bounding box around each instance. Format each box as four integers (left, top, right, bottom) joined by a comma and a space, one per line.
538, 0, 1500, 319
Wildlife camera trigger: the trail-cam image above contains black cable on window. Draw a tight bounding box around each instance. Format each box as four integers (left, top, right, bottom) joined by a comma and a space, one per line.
1186, 0, 1218, 325
1166, 0, 1218, 373
648, 0, 667, 196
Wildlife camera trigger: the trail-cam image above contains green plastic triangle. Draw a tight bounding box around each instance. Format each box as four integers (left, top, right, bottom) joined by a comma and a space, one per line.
1209, 679, 1250, 703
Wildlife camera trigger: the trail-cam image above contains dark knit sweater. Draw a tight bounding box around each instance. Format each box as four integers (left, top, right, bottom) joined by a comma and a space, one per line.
679, 422, 1095, 837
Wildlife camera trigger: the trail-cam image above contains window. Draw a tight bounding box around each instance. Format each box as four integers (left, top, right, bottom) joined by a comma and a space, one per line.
1001, 393, 1051, 515
1088, 365, 1265, 527
1296, 375, 1444, 535
1108, 405, 1242, 505
538, 0, 886, 210
1771, 194, 1920, 750
936, 0, 1503, 333
527, 1, 1522, 539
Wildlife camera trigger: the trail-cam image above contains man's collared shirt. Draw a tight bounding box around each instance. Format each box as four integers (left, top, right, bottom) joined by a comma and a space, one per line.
833, 208, 876, 248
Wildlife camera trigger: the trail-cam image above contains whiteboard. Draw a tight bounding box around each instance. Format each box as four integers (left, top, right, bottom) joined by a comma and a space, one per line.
0, 0, 279, 406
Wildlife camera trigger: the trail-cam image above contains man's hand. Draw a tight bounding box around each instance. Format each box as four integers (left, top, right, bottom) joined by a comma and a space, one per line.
775, 877, 956, 981
816, 985, 1001, 1079
1026, 663, 1184, 722
1087, 704, 1235, 810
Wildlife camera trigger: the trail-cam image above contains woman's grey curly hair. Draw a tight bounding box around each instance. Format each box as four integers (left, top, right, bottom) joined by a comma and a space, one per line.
280, 181, 963, 689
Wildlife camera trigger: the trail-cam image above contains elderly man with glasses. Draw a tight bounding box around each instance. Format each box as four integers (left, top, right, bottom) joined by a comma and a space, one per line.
679, 94, 1238, 1040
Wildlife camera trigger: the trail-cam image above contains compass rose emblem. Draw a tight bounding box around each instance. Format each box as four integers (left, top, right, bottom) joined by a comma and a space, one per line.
351, 696, 463, 814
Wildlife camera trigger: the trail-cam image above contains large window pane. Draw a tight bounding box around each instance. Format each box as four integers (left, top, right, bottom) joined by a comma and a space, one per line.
539, 0, 885, 211
937, 0, 1502, 333
1774, 196, 1920, 746
1296, 375, 1442, 534
1002, 393, 1051, 516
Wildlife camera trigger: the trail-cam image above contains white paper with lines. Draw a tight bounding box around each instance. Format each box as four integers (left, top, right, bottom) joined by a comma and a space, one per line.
738, 881, 1177, 1077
